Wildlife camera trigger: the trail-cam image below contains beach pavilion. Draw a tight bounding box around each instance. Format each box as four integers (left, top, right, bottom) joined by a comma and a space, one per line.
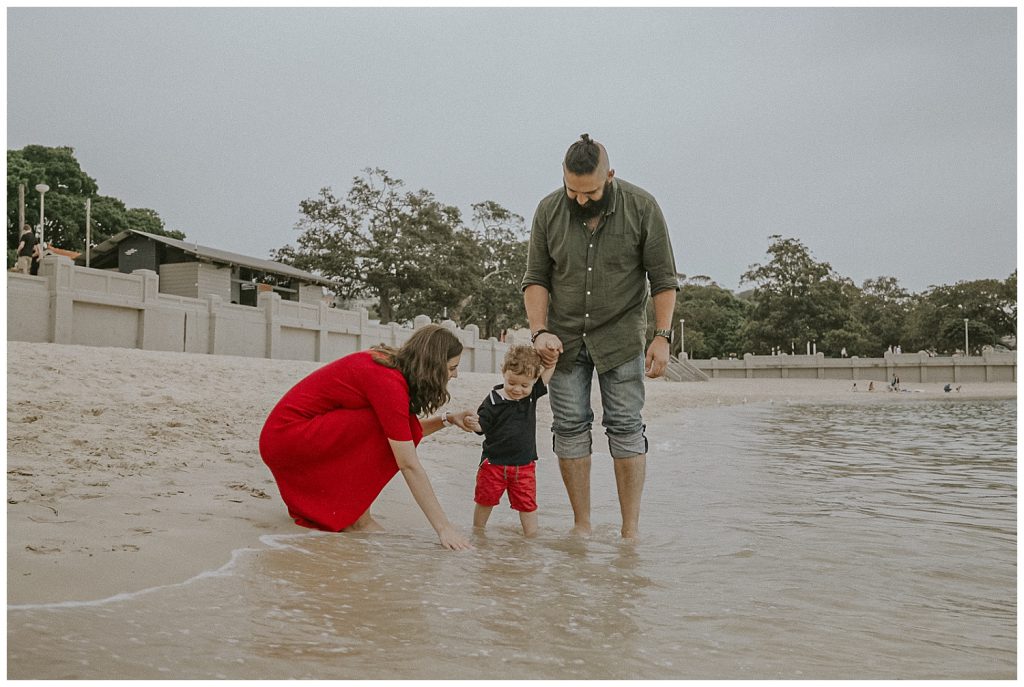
77, 229, 338, 306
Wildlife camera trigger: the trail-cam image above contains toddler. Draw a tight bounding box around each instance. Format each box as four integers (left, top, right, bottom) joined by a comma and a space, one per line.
468, 345, 554, 536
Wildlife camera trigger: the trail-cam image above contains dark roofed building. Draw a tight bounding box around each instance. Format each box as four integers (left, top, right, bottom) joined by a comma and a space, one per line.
77, 229, 337, 306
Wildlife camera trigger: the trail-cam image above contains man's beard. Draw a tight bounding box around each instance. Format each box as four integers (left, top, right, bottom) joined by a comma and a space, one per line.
565, 181, 612, 220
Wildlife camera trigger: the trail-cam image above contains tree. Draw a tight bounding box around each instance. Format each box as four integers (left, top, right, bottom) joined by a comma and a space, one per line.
666, 277, 750, 358
278, 168, 479, 324
853, 276, 912, 355
740, 235, 855, 355
901, 274, 1017, 354
7, 145, 182, 262
456, 201, 530, 339
272, 185, 364, 305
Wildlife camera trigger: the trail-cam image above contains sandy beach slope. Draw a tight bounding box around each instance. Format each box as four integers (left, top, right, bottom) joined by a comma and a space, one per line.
6, 343, 1015, 605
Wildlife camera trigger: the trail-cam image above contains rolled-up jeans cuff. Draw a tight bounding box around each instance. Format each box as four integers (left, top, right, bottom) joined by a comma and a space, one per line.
608, 427, 647, 459
553, 430, 592, 460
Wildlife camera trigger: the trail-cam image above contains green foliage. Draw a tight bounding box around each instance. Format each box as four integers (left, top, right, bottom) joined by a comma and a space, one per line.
665, 276, 750, 358
900, 275, 1016, 354
7, 145, 183, 253
456, 201, 530, 339
740, 235, 856, 355
276, 169, 527, 332
852, 276, 912, 354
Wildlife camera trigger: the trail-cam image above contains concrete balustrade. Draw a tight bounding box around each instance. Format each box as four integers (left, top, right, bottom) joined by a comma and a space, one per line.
10, 256, 1014, 383
691, 350, 1016, 384
7, 255, 512, 373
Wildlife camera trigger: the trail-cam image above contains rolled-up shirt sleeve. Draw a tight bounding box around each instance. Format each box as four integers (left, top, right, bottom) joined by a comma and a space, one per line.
521, 204, 553, 292
642, 198, 679, 295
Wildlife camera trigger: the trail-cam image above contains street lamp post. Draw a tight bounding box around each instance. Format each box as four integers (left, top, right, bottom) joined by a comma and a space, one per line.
964, 318, 969, 357
35, 184, 49, 249
679, 319, 685, 359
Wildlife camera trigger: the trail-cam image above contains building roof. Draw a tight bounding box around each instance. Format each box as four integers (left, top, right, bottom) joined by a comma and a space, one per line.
80, 229, 339, 288
46, 246, 81, 260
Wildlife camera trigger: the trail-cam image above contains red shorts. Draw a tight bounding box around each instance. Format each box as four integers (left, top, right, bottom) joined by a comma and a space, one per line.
474, 459, 537, 512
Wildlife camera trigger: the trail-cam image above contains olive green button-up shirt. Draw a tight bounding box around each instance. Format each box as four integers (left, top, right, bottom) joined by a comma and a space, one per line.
522, 178, 679, 374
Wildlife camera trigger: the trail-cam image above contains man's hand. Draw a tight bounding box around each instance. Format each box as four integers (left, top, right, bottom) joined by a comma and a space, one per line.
645, 336, 671, 378
533, 331, 563, 368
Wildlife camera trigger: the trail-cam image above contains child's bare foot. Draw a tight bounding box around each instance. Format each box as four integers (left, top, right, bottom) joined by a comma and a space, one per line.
569, 523, 592, 537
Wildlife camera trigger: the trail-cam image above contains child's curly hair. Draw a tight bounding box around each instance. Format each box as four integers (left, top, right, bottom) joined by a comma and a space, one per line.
502, 345, 544, 379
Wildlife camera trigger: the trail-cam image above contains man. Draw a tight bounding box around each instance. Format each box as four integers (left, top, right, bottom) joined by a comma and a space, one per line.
15, 224, 37, 274
522, 133, 678, 538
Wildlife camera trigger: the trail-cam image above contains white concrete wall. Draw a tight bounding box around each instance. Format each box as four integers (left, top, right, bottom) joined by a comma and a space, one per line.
14, 256, 1013, 384
691, 350, 1016, 384
7, 255, 511, 373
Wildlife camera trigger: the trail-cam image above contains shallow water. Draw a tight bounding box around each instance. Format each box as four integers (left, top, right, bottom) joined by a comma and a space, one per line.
8, 399, 1016, 679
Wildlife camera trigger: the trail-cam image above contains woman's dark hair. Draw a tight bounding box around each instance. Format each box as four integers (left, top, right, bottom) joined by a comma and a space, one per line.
372, 324, 463, 416
563, 133, 603, 175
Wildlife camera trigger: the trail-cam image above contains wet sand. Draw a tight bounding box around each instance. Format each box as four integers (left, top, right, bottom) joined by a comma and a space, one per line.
7, 343, 1016, 606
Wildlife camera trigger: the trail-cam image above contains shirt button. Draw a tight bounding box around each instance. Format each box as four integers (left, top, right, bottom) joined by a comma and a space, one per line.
589, 244, 593, 248
588, 267, 592, 271
582, 333, 587, 337
587, 291, 591, 295
585, 314, 589, 318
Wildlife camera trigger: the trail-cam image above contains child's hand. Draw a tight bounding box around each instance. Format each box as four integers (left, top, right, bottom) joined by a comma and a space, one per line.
462, 413, 482, 433
450, 409, 481, 433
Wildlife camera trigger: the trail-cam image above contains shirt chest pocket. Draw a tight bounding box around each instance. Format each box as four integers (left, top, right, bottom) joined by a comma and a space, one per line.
599, 231, 642, 270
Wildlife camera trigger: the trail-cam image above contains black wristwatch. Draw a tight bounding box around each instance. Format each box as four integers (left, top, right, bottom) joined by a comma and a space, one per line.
531, 328, 551, 343
654, 328, 673, 342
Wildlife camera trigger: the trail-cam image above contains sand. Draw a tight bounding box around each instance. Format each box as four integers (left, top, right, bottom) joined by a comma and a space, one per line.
6, 342, 1016, 606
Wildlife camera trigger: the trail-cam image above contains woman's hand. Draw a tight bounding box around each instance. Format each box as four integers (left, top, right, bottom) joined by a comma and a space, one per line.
449, 409, 481, 433
390, 439, 474, 551
437, 524, 473, 550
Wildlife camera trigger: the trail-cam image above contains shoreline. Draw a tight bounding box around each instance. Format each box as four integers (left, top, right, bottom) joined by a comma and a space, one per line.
7, 343, 1016, 605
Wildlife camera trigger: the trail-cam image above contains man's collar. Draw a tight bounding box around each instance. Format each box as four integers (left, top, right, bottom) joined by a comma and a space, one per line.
605, 177, 618, 216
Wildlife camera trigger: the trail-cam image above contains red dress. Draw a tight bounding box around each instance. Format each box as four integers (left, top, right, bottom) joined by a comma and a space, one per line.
259, 351, 424, 531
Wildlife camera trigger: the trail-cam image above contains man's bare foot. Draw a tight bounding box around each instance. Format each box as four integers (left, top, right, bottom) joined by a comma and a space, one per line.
620, 527, 639, 539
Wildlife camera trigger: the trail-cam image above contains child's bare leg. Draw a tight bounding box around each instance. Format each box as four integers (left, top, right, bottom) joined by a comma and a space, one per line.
473, 503, 493, 530
519, 510, 538, 537
342, 508, 385, 532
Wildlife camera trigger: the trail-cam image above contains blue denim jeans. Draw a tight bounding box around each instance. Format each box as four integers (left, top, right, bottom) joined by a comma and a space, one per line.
547, 344, 647, 459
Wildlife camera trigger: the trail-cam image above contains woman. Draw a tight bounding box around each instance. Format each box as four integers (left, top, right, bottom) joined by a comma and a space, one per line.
259, 324, 476, 550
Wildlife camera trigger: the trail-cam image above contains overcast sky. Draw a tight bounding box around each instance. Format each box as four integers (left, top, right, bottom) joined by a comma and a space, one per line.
6, 7, 1016, 293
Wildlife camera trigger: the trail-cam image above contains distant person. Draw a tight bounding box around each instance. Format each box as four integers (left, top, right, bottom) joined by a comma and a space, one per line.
29, 241, 42, 276
851, 382, 858, 392
841, 347, 847, 358
466, 345, 555, 537
522, 132, 678, 538
868, 381, 875, 392
943, 383, 952, 393
259, 324, 478, 550
15, 225, 36, 274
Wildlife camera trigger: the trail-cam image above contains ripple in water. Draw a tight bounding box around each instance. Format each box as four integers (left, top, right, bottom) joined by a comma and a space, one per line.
8, 400, 1016, 679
